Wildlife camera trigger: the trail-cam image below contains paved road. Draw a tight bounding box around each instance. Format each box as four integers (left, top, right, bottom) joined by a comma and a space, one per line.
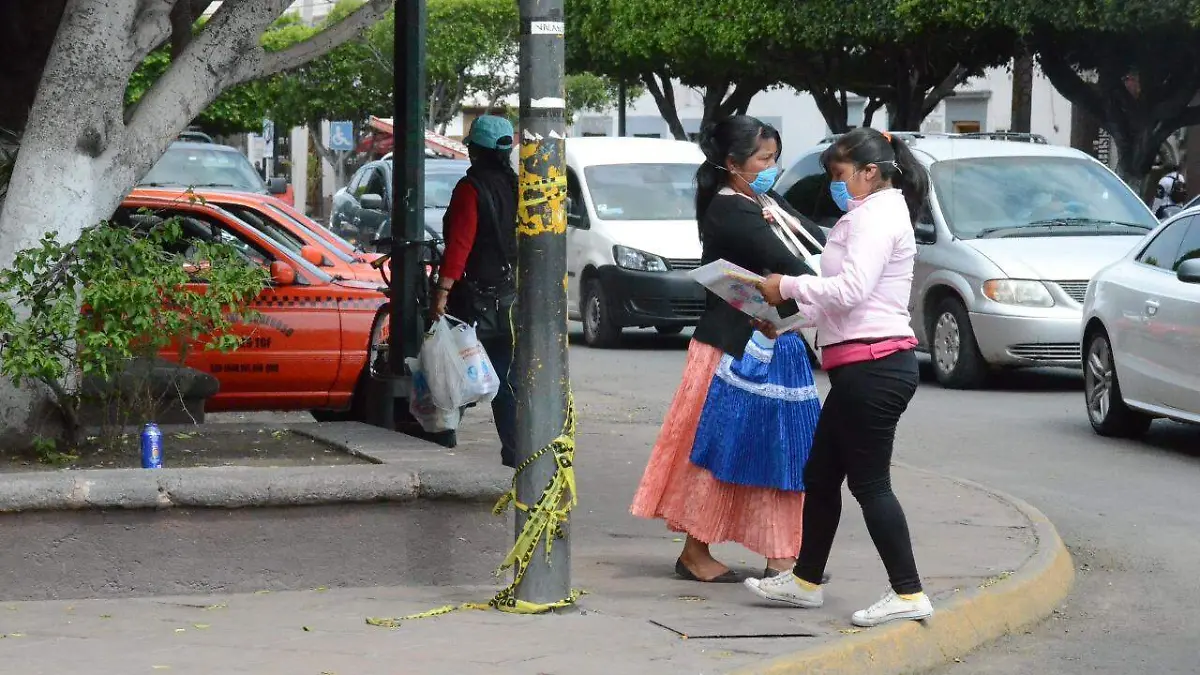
565, 328, 1200, 675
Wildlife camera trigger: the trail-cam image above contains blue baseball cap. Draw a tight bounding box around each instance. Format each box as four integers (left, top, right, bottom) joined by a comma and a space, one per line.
466, 115, 515, 151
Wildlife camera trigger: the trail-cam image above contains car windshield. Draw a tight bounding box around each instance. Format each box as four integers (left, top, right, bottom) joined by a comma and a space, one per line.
930, 156, 1157, 239
259, 203, 355, 263
426, 170, 465, 209
583, 163, 697, 220
208, 205, 332, 283
142, 146, 268, 193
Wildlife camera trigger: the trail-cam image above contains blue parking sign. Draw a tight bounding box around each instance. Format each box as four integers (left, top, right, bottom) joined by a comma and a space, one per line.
329, 121, 354, 152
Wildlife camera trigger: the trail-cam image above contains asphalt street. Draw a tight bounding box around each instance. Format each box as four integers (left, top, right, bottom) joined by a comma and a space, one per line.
564, 328, 1200, 675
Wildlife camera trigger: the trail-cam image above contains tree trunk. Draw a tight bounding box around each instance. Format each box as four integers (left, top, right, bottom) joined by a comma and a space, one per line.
641, 71, 687, 140
0, 0, 392, 446
1010, 45, 1034, 133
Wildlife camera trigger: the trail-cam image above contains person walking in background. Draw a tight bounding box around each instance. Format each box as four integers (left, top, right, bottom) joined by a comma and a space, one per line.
1152, 168, 1188, 220
630, 115, 826, 583
745, 128, 934, 628
432, 115, 519, 468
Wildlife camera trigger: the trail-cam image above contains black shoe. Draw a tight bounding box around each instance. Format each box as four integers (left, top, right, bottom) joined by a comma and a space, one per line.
675, 558, 744, 583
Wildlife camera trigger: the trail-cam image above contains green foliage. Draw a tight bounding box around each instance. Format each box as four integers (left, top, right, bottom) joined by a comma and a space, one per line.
369, 0, 521, 130
126, 40, 272, 136
31, 435, 76, 465
565, 73, 642, 125
265, 1, 391, 130
1014, 0, 1200, 188
0, 210, 268, 444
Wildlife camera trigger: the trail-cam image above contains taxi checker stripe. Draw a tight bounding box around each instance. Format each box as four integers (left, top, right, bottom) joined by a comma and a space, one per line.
249, 296, 385, 309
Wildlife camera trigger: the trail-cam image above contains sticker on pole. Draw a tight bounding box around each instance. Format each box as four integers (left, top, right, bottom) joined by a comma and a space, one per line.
531, 21, 564, 35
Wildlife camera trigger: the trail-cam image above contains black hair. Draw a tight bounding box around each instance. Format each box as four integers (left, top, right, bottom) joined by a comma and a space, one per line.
468, 142, 516, 177
695, 115, 782, 236
820, 128, 930, 222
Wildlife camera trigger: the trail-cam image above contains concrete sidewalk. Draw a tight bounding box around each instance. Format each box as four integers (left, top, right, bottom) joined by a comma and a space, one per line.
0, 463, 1071, 675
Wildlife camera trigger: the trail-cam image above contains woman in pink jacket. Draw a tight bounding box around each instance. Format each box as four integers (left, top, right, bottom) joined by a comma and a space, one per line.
745, 128, 933, 628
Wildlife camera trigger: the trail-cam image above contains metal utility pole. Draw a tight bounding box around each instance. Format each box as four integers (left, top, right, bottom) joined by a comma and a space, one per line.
514, 0, 570, 604
389, 0, 426, 388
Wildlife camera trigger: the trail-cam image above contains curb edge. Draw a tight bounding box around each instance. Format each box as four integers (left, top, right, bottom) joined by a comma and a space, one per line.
731, 465, 1075, 675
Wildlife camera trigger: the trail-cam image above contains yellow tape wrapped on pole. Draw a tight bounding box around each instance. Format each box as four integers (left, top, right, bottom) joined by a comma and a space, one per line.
365, 399, 580, 626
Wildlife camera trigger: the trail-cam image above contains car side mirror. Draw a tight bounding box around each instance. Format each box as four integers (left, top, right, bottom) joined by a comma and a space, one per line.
915, 220, 937, 245
566, 196, 589, 229
361, 193, 384, 211
267, 177, 288, 195
270, 260, 297, 286
1177, 258, 1200, 284
300, 244, 327, 267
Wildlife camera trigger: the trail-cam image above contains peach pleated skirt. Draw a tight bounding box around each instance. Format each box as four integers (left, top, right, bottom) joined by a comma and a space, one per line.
630, 340, 804, 559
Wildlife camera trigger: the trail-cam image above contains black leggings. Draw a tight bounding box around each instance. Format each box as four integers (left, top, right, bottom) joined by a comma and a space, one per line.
793, 349, 923, 595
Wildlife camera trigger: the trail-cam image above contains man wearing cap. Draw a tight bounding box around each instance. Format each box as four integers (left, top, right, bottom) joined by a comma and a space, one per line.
434, 114, 519, 468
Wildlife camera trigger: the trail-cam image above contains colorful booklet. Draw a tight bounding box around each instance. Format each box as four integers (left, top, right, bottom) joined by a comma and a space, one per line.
688, 259, 814, 332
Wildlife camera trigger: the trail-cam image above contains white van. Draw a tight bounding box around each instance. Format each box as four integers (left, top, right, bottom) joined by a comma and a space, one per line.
562, 137, 709, 347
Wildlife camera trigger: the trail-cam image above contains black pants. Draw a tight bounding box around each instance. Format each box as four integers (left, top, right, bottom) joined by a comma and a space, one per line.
480, 336, 517, 468
792, 349, 923, 595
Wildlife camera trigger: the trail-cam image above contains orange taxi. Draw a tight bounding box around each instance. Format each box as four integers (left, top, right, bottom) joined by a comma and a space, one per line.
131, 188, 385, 284
118, 192, 390, 418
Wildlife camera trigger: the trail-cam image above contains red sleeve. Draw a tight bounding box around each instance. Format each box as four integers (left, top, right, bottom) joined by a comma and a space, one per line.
439, 179, 478, 281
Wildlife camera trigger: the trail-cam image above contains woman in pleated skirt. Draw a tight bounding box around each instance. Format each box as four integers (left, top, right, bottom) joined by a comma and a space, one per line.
630, 115, 825, 582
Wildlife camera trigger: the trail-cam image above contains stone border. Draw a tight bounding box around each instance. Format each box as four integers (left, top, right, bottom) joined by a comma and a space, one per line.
0, 422, 509, 512
730, 464, 1076, 675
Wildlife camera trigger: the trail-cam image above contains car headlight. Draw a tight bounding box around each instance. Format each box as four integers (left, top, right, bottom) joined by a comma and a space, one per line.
982, 279, 1055, 307
613, 245, 668, 272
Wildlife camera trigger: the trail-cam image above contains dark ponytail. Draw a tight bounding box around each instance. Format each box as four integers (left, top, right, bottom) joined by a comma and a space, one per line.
695, 115, 782, 240
820, 128, 930, 222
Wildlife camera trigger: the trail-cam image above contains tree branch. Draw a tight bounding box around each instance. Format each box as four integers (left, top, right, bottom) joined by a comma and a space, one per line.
235, 0, 391, 83
920, 64, 968, 119
1036, 50, 1106, 121
306, 120, 339, 169
169, 0, 197, 59
131, 0, 177, 64
641, 71, 687, 140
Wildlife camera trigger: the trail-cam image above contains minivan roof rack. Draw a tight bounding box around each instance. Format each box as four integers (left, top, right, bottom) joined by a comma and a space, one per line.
820, 131, 930, 144
955, 131, 1048, 144
819, 130, 1049, 145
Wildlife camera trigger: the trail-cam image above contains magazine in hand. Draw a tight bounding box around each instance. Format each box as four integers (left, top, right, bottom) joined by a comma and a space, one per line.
688, 259, 811, 332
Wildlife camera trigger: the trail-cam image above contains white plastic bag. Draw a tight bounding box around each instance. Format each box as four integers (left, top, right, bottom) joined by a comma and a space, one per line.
421, 316, 471, 410
406, 357, 460, 433
450, 320, 501, 405
420, 315, 501, 410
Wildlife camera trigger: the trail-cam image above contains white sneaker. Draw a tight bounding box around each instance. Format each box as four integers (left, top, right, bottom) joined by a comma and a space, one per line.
743, 571, 824, 608
851, 589, 933, 627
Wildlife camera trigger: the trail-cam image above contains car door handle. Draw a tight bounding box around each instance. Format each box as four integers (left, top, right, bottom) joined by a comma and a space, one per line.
1145, 299, 1160, 316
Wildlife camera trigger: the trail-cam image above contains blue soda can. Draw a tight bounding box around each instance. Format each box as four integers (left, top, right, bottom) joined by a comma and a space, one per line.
140, 423, 163, 469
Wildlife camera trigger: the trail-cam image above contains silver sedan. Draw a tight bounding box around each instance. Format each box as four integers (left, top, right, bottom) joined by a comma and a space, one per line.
1081, 207, 1200, 437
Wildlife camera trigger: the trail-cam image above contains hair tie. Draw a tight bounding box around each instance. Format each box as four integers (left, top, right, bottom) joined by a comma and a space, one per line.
881, 131, 893, 143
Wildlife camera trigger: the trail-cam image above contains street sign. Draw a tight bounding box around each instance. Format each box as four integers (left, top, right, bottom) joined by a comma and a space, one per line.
262, 120, 275, 158
329, 121, 355, 152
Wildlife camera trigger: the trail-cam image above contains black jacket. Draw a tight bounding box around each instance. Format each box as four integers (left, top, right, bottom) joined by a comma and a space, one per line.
691, 191, 826, 358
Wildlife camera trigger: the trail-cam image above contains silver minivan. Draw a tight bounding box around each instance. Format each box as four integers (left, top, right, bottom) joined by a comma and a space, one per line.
777, 133, 1159, 389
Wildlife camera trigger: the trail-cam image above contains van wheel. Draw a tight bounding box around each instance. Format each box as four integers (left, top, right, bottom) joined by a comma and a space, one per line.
583, 279, 622, 348
1084, 330, 1152, 438
929, 298, 988, 389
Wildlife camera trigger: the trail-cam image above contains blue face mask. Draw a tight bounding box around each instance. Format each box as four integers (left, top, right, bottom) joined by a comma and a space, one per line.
829, 181, 852, 212
746, 166, 779, 195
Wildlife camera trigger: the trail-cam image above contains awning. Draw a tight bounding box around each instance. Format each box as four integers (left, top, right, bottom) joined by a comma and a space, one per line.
361, 116, 468, 159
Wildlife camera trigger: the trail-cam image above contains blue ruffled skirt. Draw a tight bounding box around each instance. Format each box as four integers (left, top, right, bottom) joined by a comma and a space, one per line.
689, 332, 820, 492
